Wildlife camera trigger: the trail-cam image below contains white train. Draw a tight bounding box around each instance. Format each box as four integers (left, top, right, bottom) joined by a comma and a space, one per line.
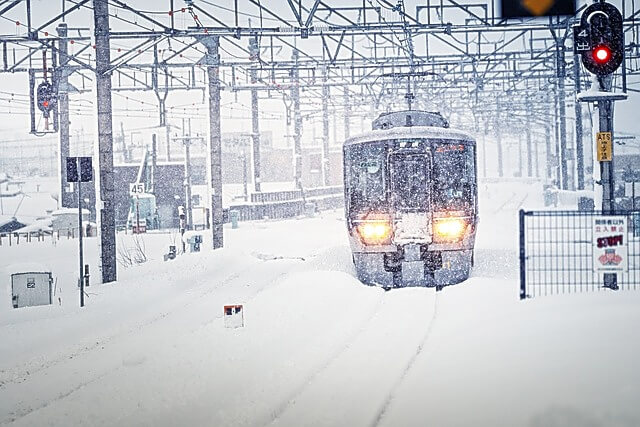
343, 110, 478, 289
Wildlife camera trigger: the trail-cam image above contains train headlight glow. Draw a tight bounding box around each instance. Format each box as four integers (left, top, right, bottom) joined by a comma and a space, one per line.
433, 218, 467, 242
356, 221, 392, 245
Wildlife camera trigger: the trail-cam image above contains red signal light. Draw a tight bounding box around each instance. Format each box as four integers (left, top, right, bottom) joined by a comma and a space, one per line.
593, 46, 611, 64
42, 100, 49, 108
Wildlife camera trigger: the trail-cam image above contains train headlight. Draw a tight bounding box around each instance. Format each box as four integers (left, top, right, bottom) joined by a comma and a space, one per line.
433, 217, 467, 242
356, 220, 392, 245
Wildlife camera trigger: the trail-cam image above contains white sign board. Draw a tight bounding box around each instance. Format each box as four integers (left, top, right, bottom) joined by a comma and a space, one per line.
593, 216, 628, 273
129, 183, 145, 195
224, 305, 244, 328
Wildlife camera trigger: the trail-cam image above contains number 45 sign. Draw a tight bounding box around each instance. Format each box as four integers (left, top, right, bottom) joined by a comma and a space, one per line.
129, 183, 145, 195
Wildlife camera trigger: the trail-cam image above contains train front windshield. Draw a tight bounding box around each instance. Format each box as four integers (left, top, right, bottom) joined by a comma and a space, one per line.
346, 139, 475, 214
432, 143, 475, 211
346, 142, 387, 211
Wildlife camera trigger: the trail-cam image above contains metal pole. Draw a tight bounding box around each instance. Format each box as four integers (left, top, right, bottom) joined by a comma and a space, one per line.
545, 108, 553, 180
250, 35, 261, 192
599, 99, 615, 214
201, 35, 223, 249
291, 49, 303, 190
78, 178, 84, 307
519, 209, 526, 300
554, 91, 562, 185
151, 134, 157, 193
518, 134, 523, 177
135, 195, 140, 233
322, 66, 330, 186
183, 118, 193, 230
525, 98, 533, 178
93, 0, 117, 283
344, 86, 351, 140
165, 121, 171, 161
574, 54, 585, 190
242, 146, 248, 201
495, 98, 504, 178
557, 46, 569, 190
57, 23, 72, 209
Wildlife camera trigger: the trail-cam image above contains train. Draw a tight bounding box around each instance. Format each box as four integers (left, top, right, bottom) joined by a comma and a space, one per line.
343, 110, 478, 289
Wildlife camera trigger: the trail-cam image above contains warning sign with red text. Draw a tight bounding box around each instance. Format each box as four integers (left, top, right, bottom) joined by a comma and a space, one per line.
593, 216, 628, 273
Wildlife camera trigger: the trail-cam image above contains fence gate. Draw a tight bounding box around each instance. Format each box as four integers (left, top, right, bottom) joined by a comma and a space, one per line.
519, 210, 640, 299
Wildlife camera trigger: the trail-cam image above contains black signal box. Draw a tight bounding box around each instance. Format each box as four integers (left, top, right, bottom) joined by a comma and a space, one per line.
66, 157, 93, 183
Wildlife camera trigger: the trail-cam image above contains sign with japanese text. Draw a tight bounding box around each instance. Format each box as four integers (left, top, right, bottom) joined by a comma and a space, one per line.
593, 216, 628, 273
596, 132, 612, 162
573, 25, 590, 54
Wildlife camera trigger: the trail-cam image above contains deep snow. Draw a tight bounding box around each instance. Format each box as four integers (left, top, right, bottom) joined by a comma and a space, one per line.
1, 180, 639, 427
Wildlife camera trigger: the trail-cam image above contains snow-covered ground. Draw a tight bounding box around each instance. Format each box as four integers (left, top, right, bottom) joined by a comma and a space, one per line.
1, 181, 639, 427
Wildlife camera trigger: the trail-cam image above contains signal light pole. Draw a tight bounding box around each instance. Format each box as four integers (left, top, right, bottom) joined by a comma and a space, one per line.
575, 1, 626, 213
575, 1, 627, 290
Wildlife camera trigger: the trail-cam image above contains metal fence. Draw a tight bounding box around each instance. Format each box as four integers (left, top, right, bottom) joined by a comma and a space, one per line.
519, 210, 640, 299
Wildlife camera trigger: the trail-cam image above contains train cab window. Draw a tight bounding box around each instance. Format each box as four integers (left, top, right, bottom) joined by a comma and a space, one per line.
390, 153, 429, 210
346, 143, 387, 209
433, 142, 475, 211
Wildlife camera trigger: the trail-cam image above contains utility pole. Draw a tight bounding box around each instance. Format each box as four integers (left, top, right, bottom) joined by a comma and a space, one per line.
574, 54, 585, 190
343, 86, 351, 140
165, 119, 172, 161
525, 98, 533, 178
518, 133, 523, 177
151, 134, 157, 193
249, 35, 261, 192
554, 35, 569, 190
200, 35, 223, 249
56, 23, 72, 209
321, 66, 330, 186
78, 175, 84, 307
93, 0, 117, 283
182, 118, 193, 231
291, 49, 303, 191
495, 97, 504, 178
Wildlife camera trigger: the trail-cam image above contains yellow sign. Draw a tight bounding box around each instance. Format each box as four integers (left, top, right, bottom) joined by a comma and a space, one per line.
596, 132, 612, 162
522, 0, 555, 16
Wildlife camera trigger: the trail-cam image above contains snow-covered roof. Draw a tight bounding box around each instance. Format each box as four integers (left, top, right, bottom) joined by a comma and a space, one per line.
1, 262, 53, 276
344, 125, 475, 147
0, 216, 23, 228
51, 208, 91, 216
16, 218, 53, 233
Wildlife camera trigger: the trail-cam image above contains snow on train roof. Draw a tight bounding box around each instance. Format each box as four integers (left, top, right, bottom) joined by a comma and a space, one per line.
344, 126, 475, 147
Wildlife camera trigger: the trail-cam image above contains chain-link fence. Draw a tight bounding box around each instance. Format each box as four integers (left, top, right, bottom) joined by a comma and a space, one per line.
519, 210, 640, 299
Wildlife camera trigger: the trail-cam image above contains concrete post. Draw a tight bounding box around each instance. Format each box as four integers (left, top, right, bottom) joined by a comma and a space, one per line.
93, 0, 117, 283
574, 54, 585, 190
57, 23, 72, 209
249, 36, 261, 192
495, 98, 504, 177
291, 50, 303, 190
322, 67, 330, 186
200, 35, 223, 249
525, 98, 533, 178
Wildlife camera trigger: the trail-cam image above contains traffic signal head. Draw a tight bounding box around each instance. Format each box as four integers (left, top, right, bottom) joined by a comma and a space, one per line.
576, 2, 624, 76
36, 82, 56, 116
